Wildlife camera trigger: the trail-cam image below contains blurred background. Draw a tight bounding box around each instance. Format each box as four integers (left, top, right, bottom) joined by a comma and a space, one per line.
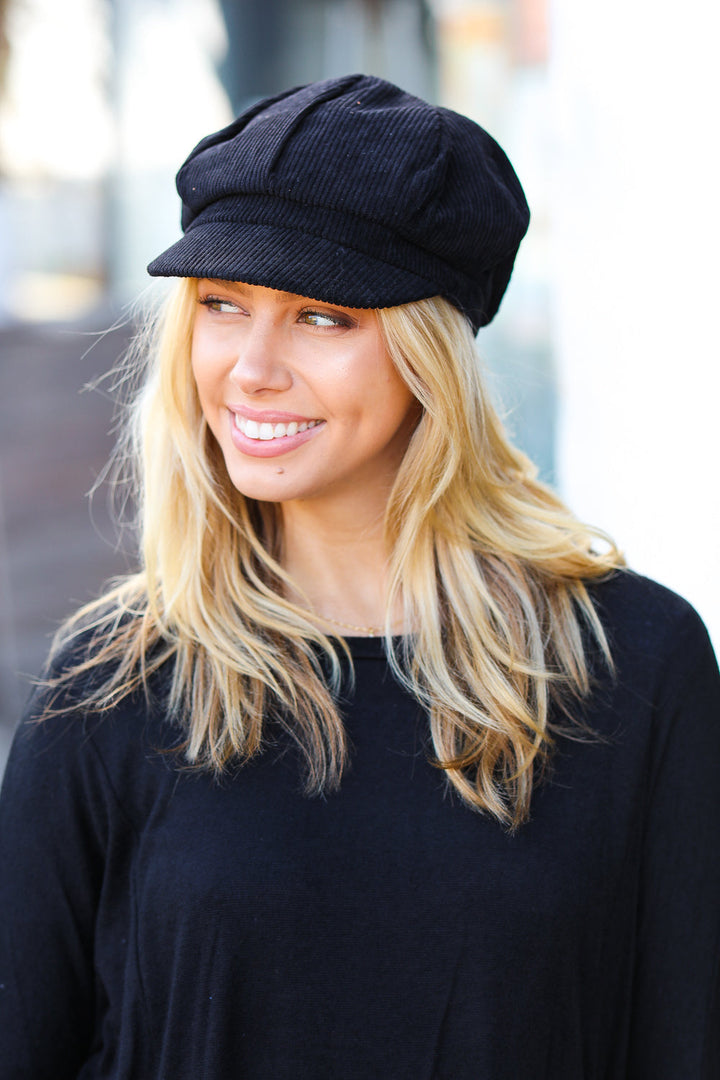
1, 0, 719, 770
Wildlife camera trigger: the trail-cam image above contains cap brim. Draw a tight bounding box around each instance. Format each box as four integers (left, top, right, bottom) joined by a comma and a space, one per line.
147, 220, 438, 311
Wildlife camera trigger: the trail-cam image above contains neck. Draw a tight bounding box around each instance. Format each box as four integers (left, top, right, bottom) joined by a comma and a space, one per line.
279, 498, 402, 634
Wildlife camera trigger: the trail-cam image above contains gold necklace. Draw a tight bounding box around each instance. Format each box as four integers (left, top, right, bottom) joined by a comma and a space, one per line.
316, 612, 385, 637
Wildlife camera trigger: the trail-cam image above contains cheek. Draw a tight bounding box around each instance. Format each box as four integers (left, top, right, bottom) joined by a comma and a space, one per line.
376, 364, 418, 427
190, 340, 225, 419
338, 340, 414, 416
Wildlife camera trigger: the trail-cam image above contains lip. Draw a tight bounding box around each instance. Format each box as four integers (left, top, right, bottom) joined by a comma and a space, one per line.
228, 405, 320, 424
227, 408, 326, 458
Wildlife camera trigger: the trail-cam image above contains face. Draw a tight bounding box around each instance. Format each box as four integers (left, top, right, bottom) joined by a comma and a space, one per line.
191, 280, 420, 512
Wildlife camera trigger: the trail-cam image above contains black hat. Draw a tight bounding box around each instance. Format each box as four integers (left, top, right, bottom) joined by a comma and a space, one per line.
147, 73, 530, 332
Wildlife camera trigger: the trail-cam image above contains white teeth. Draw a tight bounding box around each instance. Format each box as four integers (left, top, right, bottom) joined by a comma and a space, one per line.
235, 416, 320, 441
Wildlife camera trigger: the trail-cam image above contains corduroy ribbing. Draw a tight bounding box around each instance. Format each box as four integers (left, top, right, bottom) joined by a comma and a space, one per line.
148, 74, 530, 331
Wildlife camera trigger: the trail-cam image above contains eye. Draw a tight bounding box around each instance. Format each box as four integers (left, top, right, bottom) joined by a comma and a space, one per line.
298, 308, 354, 329
198, 295, 242, 314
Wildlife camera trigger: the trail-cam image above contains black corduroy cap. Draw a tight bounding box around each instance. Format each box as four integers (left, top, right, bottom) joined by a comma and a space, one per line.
147, 73, 530, 332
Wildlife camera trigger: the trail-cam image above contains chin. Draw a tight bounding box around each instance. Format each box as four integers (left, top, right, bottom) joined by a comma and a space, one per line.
222, 461, 313, 504
226, 471, 292, 503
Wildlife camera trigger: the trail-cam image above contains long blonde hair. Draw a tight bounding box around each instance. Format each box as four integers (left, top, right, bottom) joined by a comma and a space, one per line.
48, 278, 623, 828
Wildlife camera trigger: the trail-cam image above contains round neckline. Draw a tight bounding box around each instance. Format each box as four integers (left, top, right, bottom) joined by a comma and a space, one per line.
341, 634, 407, 659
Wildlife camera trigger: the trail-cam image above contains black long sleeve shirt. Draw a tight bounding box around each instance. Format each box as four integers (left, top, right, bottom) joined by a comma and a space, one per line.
1, 571, 719, 1078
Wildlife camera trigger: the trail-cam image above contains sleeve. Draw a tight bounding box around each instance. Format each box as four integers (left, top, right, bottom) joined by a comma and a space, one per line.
0, 694, 112, 1078
627, 609, 720, 1078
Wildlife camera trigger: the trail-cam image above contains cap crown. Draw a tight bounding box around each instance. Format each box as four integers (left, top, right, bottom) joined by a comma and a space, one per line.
150, 74, 530, 329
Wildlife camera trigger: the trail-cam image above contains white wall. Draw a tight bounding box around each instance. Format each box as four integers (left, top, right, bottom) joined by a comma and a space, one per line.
550, 0, 720, 647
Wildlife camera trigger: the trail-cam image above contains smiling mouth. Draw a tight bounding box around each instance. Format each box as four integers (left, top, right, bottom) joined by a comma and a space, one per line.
233, 416, 324, 441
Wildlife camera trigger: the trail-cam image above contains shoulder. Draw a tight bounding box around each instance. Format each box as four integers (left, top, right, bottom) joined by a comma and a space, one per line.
6, 623, 178, 810
588, 568, 714, 667
38, 609, 174, 715
586, 568, 719, 724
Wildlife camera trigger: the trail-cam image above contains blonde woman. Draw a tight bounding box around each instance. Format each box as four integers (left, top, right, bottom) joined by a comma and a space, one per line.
1, 75, 718, 1079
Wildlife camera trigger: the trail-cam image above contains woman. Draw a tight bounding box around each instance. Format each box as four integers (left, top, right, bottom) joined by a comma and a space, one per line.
1, 74, 718, 1078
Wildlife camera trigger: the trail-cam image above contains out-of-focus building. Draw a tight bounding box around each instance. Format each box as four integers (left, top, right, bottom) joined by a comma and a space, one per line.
431, 0, 555, 481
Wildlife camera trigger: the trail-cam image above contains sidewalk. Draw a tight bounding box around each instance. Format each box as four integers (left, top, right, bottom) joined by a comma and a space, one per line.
0, 315, 133, 775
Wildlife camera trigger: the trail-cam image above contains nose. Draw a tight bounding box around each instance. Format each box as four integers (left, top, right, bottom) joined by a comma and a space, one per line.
228, 320, 293, 395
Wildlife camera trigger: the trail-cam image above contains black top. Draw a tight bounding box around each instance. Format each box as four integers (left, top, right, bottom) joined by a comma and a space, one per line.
1, 571, 719, 1079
